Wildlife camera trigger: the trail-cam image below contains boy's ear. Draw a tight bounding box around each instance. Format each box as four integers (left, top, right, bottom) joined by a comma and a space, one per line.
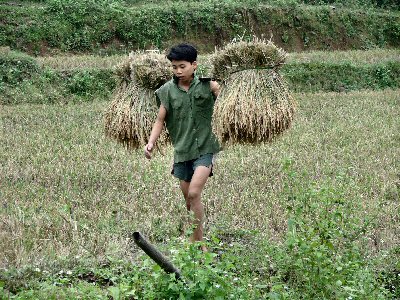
192, 61, 198, 70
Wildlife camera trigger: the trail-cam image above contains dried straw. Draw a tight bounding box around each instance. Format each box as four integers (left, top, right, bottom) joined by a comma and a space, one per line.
211, 39, 295, 144
104, 51, 171, 150
130, 51, 173, 90
211, 38, 287, 81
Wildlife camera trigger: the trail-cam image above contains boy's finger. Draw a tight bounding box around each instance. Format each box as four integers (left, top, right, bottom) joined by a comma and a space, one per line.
144, 146, 151, 159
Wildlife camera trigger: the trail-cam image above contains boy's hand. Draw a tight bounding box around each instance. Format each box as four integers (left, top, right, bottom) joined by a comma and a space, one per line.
210, 80, 220, 98
144, 143, 154, 159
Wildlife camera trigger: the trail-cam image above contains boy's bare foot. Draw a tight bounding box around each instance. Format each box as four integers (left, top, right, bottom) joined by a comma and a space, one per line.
188, 236, 208, 252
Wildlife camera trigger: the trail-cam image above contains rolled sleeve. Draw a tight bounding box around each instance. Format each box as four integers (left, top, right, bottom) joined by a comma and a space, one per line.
155, 89, 170, 112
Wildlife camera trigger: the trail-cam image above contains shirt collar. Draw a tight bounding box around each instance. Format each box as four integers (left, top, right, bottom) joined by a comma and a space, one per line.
173, 74, 199, 89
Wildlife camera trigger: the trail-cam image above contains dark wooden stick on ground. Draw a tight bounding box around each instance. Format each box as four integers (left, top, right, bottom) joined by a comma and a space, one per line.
132, 231, 182, 280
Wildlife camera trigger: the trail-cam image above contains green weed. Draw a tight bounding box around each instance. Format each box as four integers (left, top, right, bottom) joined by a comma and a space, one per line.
266, 160, 389, 299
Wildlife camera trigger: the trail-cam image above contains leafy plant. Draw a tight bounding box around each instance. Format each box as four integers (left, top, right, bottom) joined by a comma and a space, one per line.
0, 50, 40, 85
266, 159, 391, 299
1, 1, 399, 54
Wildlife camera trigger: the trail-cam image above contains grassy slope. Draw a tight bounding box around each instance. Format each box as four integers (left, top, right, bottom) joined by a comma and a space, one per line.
1, 1, 399, 55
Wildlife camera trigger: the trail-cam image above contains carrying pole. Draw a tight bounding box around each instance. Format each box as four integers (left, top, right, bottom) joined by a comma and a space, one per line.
132, 231, 182, 280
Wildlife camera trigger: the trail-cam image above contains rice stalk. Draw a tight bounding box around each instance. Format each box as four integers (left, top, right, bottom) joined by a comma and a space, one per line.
104, 80, 169, 150
211, 38, 287, 81
114, 59, 132, 85
104, 51, 172, 150
211, 38, 295, 145
129, 51, 173, 90
212, 69, 295, 144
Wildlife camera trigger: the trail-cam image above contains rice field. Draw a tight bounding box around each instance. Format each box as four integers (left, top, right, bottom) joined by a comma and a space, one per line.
1, 89, 398, 274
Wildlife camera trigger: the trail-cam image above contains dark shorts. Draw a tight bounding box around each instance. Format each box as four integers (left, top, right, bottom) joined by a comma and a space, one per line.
171, 153, 214, 182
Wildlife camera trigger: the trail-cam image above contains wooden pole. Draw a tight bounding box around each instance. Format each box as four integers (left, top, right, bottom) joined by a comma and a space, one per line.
132, 232, 182, 280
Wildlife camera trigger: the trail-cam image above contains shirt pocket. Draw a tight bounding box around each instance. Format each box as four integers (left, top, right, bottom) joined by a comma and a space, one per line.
171, 97, 184, 119
194, 92, 213, 120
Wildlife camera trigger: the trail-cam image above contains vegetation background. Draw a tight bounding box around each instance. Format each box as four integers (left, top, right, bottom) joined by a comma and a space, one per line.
0, 0, 399, 299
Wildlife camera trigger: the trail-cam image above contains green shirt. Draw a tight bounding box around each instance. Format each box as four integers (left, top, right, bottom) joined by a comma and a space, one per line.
155, 75, 221, 163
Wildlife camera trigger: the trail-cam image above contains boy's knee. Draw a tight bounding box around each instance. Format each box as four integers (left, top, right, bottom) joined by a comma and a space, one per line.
187, 190, 200, 202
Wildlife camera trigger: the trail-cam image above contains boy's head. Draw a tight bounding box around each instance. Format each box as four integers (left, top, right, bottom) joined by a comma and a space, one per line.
167, 43, 197, 63
167, 43, 198, 81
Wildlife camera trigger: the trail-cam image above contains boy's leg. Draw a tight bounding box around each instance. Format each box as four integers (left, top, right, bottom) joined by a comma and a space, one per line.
178, 180, 191, 237
179, 180, 190, 211
187, 165, 212, 245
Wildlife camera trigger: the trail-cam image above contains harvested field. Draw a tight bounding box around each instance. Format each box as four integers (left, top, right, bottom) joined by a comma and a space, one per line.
1, 89, 398, 270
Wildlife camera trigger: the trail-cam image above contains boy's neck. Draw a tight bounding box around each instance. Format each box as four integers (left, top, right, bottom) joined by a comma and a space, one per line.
179, 78, 192, 86
177, 74, 195, 89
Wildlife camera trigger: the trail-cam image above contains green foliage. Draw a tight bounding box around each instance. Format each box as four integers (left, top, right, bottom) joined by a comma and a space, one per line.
1, 242, 249, 299
283, 61, 400, 92
300, 0, 399, 10
1, 1, 399, 54
379, 267, 400, 298
2, 49, 399, 104
265, 160, 390, 299
0, 49, 40, 85
0, 67, 116, 105
14, 0, 400, 10
64, 69, 116, 96
0, 49, 116, 104
132, 242, 247, 299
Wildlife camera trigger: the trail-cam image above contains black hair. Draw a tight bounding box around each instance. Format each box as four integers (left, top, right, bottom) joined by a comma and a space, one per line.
166, 43, 197, 63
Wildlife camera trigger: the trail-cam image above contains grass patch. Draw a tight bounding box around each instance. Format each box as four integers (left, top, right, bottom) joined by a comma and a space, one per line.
36, 54, 127, 71
0, 89, 399, 297
0, 68, 115, 105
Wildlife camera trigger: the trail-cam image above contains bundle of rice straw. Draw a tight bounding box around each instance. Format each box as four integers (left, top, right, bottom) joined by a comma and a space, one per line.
104, 51, 173, 150
211, 38, 296, 145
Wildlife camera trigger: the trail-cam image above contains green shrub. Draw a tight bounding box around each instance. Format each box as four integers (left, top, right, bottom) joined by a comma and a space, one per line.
1, 242, 250, 299
0, 49, 40, 85
282, 61, 400, 92
65, 69, 116, 96
266, 160, 391, 299
2, 59, 399, 105
1, 1, 399, 54
300, 0, 399, 10
0, 67, 116, 105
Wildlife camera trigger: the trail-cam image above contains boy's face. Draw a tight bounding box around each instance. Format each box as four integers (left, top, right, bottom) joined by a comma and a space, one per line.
171, 60, 197, 82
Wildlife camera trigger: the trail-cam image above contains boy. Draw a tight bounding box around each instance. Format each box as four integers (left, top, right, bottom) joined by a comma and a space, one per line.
144, 43, 221, 251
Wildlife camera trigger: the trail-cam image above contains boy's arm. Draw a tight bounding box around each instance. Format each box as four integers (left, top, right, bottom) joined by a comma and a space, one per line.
144, 104, 167, 159
210, 80, 220, 99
